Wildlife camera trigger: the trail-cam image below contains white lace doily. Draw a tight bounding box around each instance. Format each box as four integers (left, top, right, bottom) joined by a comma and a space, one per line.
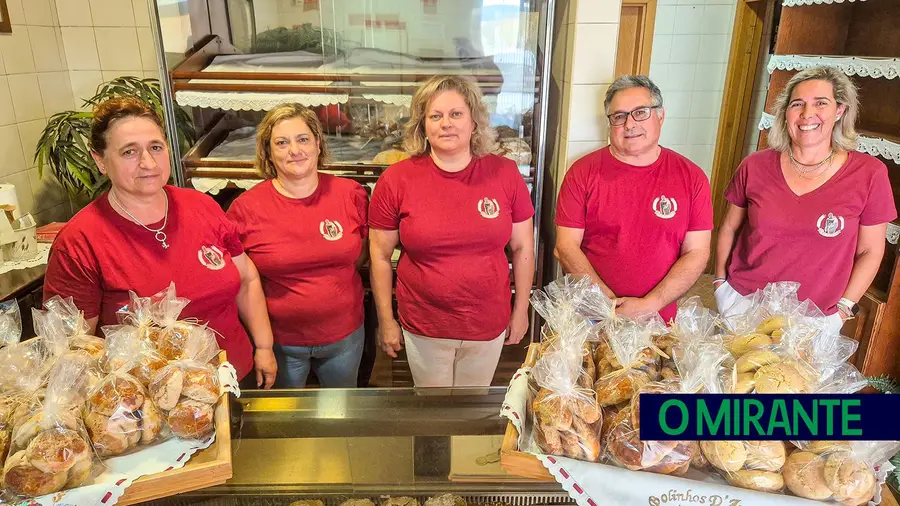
0, 242, 50, 274
191, 177, 264, 195
767, 55, 899, 80
758, 112, 900, 165
782, 0, 866, 5
888, 222, 900, 245
176, 90, 349, 111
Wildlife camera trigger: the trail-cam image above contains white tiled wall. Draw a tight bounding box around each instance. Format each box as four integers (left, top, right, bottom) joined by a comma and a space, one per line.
0, 0, 162, 225
650, 0, 737, 178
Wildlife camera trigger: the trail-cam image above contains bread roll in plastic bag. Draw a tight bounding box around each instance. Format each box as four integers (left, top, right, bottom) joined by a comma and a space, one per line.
101, 324, 168, 388
147, 283, 196, 360
593, 314, 666, 406
85, 367, 166, 456
783, 440, 900, 504
42, 295, 105, 361
4, 352, 97, 498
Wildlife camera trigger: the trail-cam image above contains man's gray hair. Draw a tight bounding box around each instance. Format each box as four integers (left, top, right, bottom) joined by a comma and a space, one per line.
604, 75, 664, 116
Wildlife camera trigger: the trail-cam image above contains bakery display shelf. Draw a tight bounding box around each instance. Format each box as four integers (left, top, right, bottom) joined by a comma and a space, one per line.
767, 54, 899, 79
782, 0, 867, 5
758, 113, 900, 165
117, 352, 234, 505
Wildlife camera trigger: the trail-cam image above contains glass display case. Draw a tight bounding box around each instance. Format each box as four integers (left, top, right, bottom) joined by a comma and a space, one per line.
150, 0, 552, 202
146, 388, 570, 504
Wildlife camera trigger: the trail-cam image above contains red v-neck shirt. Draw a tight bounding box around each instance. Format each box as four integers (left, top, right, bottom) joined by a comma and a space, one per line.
555, 147, 714, 323
43, 186, 254, 379
226, 175, 368, 347
368, 154, 534, 341
725, 149, 897, 314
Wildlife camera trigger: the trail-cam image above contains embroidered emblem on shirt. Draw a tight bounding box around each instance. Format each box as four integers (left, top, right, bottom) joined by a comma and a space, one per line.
478, 197, 500, 219
817, 212, 845, 238
320, 219, 344, 241
652, 195, 678, 219
198, 245, 226, 270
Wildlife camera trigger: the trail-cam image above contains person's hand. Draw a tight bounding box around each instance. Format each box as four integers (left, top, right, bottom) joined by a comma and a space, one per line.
505, 309, 529, 345
378, 319, 404, 358
615, 296, 661, 319
254, 348, 277, 389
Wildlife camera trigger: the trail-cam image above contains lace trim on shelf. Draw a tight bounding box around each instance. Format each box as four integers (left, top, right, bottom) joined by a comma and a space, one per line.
767, 54, 899, 80
759, 112, 900, 164
782, 0, 866, 5
175, 91, 350, 111
888, 222, 900, 245
190, 178, 264, 195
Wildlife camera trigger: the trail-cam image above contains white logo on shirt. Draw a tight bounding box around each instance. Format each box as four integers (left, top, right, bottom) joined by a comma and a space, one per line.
478, 197, 500, 219
319, 219, 344, 241
817, 212, 845, 238
652, 195, 678, 219
198, 245, 226, 270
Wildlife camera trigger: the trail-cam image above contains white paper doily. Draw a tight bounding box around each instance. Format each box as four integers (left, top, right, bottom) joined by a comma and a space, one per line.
499, 366, 531, 449
767, 55, 899, 80
758, 112, 900, 165
782, 0, 866, 5
176, 90, 349, 111
0, 242, 50, 275
191, 177, 264, 195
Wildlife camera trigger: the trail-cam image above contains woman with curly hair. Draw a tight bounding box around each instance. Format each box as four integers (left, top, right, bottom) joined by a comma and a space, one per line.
368, 75, 535, 387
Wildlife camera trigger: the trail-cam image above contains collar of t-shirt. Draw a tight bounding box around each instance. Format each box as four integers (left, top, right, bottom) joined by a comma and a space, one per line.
419, 154, 478, 179
99, 187, 169, 230
268, 175, 329, 205
603, 146, 668, 172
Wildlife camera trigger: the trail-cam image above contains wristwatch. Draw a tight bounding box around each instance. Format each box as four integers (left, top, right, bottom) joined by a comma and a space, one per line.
837, 298, 860, 316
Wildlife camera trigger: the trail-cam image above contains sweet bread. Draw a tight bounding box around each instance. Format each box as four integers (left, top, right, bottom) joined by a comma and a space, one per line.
644, 441, 694, 476
87, 374, 145, 416
595, 370, 651, 406
559, 429, 584, 460
783, 451, 833, 500
129, 351, 168, 387
727, 469, 784, 492
150, 367, 184, 411
536, 423, 564, 455
756, 316, 785, 335
733, 372, 756, 394
806, 440, 851, 455
84, 409, 141, 456
65, 456, 93, 488
157, 324, 193, 361
689, 441, 709, 469
140, 400, 164, 444
700, 440, 747, 472
824, 452, 876, 504
753, 362, 808, 394
744, 440, 786, 472
571, 416, 601, 462
182, 366, 220, 404
727, 333, 772, 356
735, 349, 780, 373
25, 428, 90, 474
167, 399, 215, 439
532, 389, 572, 431
3, 450, 68, 497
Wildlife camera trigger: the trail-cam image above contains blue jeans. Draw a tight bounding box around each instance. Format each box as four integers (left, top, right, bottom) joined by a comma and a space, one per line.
274, 325, 364, 388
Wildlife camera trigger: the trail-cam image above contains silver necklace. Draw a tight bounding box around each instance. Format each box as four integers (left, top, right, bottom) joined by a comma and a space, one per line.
109, 190, 170, 249
788, 148, 834, 175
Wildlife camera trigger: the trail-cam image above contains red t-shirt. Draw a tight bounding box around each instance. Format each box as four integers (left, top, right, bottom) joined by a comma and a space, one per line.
369, 154, 534, 341
555, 147, 714, 323
226, 175, 368, 347
725, 149, 897, 314
43, 186, 254, 379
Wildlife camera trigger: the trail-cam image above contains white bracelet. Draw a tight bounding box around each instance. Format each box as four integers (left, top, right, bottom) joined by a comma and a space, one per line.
838, 297, 857, 307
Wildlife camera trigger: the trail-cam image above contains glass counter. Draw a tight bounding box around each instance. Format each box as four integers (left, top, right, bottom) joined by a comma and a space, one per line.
148, 387, 571, 506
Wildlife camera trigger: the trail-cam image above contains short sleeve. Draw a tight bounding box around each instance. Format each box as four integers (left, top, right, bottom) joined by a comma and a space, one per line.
369, 168, 401, 230
860, 159, 899, 226
506, 161, 534, 223
201, 193, 244, 257
689, 167, 714, 231
351, 183, 370, 239
44, 247, 102, 320
554, 159, 589, 229
224, 198, 249, 245
724, 158, 750, 208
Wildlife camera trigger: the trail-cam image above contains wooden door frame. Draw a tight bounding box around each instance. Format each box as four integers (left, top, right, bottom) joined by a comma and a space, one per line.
617, 0, 658, 77
708, 0, 774, 271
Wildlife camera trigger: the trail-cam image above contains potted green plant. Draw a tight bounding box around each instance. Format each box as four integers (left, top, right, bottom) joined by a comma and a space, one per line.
35, 76, 196, 208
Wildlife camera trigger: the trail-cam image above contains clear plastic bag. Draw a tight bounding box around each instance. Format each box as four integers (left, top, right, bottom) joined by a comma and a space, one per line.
84, 368, 166, 456
593, 314, 666, 406
101, 324, 169, 388
3, 352, 96, 498
147, 283, 196, 360
0, 299, 22, 348
784, 441, 900, 504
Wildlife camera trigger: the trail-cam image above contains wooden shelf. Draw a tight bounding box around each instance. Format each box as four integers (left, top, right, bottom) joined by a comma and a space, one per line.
775, 0, 900, 58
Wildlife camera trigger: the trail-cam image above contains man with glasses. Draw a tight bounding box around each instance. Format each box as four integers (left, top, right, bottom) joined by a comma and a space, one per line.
553, 75, 713, 323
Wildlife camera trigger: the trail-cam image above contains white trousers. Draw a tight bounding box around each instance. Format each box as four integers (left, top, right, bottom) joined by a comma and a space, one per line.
714, 281, 844, 334
402, 329, 506, 387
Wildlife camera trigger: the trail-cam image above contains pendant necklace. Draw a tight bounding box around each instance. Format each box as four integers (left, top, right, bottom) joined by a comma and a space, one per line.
109, 190, 170, 249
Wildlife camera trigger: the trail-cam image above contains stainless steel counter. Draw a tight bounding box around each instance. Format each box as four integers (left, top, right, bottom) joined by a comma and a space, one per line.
149, 388, 570, 506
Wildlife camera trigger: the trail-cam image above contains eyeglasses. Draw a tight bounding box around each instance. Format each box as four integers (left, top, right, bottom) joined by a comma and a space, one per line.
607, 106, 661, 126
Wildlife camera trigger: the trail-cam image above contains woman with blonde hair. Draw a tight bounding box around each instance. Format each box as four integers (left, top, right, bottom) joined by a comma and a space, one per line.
715, 66, 896, 330
227, 103, 369, 388
368, 75, 535, 387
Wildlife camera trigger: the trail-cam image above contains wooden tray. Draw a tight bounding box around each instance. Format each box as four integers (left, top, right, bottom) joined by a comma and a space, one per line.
116, 352, 234, 505
499, 343, 553, 482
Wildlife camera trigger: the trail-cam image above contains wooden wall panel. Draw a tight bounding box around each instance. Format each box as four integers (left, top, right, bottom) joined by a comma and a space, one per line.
845, 0, 900, 58
774, 4, 852, 55
615, 0, 657, 77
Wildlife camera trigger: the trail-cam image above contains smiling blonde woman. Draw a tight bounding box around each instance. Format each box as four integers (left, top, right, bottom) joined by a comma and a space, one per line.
368, 75, 536, 388
715, 66, 897, 329
227, 103, 369, 388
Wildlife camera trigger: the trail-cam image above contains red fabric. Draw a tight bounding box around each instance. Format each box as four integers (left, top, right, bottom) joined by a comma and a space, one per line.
43, 186, 254, 380
555, 147, 713, 323
725, 149, 897, 314
226, 175, 368, 347
369, 154, 534, 341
